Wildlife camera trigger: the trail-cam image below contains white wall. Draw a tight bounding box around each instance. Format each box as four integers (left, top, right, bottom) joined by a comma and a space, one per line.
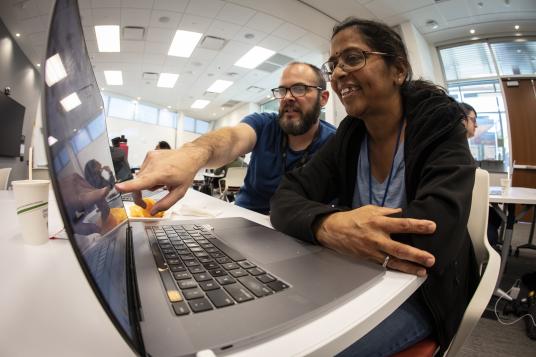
214, 102, 260, 130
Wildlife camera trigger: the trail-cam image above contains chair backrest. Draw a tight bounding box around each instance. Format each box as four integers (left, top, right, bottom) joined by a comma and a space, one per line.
225, 167, 247, 188
0, 167, 12, 190
444, 168, 501, 357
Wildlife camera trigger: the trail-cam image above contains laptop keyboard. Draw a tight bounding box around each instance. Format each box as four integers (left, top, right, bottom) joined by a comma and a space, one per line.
148, 224, 289, 315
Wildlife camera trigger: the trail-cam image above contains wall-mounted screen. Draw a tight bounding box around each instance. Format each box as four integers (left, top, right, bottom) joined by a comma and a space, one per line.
0, 94, 25, 157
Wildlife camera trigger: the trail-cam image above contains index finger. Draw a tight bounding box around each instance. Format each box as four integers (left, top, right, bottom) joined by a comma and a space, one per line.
115, 175, 156, 193
376, 216, 436, 235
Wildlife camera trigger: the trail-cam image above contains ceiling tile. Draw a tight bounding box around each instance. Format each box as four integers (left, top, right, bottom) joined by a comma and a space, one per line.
364, 0, 432, 19
435, 0, 473, 22
245, 12, 284, 33
78, 0, 92, 9
149, 10, 182, 29
206, 19, 241, 40
80, 9, 94, 27
297, 33, 329, 52
143, 53, 166, 65
146, 27, 174, 43
219, 40, 251, 56
272, 23, 307, 42
190, 48, 219, 62
121, 8, 151, 27
121, 40, 145, 53
178, 13, 212, 33
120, 0, 154, 9
185, 0, 225, 18
13, 0, 42, 21
153, 0, 189, 12
216, 3, 255, 26
91, 0, 121, 8
92, 7, 121, 25
144, 41, 169, 54
233, 27, 268, 45
280, 43, 310, 59
18, 16, 46, 35
258, 35, 290, 52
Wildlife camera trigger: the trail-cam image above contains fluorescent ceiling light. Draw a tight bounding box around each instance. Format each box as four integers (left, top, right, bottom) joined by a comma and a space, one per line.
95, 25, 120, 52
157, 73, 179, 88
47, 136, 58, 146
234, 46, 275, 69
104, 70, 123, 85
60, 92, 81, 112
45, 53, 67, 87
191, 99, 210, 109
168, 30, 202, 57
207, 79, 233, 93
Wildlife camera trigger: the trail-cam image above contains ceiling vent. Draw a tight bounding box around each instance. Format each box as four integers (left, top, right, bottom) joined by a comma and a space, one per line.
142, 72, 159, 81
123, 26, 145, 40
221, 100, 241, 108
257, 53, 293, 73
247, 85, 265, 93
199, 35, 227, 51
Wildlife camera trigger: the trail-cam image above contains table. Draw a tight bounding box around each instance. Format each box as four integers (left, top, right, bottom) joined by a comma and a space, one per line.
0, 189, 423, 356
489, 186, 536, 300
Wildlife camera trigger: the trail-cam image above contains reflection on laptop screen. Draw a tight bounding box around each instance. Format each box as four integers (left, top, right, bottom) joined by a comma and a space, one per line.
43, 0, 137, 350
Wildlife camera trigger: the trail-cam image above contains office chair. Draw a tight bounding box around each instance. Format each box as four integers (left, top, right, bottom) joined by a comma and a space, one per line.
219, 167, 247, 202
0, 168, 12, 190
393, 168, 501, 357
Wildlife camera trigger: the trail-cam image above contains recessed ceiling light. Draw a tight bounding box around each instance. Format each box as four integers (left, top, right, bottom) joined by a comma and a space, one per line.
234, 46, 275, 69
104, 70, 123, 85
425, 20, 439, 30
15, 33, 20, 37
45, 53, 67, 87
515, 25, 520, 30
471, 36, 480, 41
136, 97, 141, 100
60, 92, 82, 112
36, 63, 40, 67
191, 99, 210, 109
168, 30, 202, 58
206, 79, 233, 93
221, 107, 225, 111
470, 29, 475, 34
95, 25, 120, 52
167, 105, 171, 109
515, 33, 523, 37
157, 73, 179, 88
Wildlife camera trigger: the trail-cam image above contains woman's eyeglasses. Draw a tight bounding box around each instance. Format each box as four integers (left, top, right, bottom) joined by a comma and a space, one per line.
271, 84, 323, 99
321, 49, 393, 81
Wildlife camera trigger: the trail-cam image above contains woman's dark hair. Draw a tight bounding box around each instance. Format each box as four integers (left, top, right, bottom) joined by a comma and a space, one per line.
157, 140, 171, 150
332, 18, 444, 95
459, 102, 476, 119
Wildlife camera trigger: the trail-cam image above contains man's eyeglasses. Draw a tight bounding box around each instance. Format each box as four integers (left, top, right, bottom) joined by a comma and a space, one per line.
321, 49, 394, 81
271, 84, 323, 99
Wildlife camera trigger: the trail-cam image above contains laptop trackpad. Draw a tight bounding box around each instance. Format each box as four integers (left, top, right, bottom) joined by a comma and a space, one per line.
217, 225, 321, 265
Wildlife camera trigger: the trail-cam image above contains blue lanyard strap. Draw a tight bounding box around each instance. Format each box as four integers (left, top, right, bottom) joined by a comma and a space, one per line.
367, 120, 404, 207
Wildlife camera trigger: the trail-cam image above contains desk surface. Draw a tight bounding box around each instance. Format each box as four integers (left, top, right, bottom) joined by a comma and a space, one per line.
489, 186, 536, 205
0, 189, 422, 357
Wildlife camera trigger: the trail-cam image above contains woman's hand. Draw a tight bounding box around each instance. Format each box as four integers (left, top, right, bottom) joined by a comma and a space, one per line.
315, 205, 436, 276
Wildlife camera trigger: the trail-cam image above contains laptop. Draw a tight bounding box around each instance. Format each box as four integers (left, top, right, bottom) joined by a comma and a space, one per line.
43, 1, 385, 355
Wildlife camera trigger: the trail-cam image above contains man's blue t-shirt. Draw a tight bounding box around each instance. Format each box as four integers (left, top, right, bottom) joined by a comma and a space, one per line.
234, 112, 336, 214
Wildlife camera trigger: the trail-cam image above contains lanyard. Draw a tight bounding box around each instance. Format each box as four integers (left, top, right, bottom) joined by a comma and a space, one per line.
367, 120, 404, 207
280, 126, 320, 173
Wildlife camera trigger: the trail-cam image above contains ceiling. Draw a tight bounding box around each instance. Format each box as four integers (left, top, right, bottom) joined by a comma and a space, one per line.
1, 0, 535, 120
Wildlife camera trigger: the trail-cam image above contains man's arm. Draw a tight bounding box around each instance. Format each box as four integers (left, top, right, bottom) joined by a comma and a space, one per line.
115, 123, 256, 213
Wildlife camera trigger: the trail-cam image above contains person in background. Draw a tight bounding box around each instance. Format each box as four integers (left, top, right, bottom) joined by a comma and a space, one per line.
116, 62, 336, 214
155, 141, 171, 150
84, 159, 115, 189
110, 137, 133, 182
460, 102, 478, 139
214, 154, 247, 176
119, 135, 129, 159
270, 18, 479, 356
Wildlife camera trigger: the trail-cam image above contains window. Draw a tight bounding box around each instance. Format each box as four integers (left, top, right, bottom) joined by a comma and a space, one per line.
135, 103, 158, 124
183, 116, 196, 132
70, 128, 92, 154
439, 43, 496, 81
87, 113, 106, 140
107, 97, 135, 120
158, 109, 177, 128
196, 120, 210, 134
260, 99, 279, 113
490, 41, 536, 76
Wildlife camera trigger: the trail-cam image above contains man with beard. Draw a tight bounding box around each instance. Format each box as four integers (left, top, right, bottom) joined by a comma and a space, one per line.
116, 62, 335, 214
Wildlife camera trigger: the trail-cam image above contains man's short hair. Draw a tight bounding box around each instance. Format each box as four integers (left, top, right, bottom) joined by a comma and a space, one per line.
287, 61, 326, 90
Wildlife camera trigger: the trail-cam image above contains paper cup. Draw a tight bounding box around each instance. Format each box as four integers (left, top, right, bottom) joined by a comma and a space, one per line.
12, 180, 50, 245
500, 178, 511, 193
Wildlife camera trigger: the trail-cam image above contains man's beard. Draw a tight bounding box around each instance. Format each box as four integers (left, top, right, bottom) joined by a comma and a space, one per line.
278, 98, 321, 136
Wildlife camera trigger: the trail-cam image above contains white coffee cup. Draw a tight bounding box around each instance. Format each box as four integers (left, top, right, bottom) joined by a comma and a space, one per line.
500, 178, 512, 192
12, 180, 50, 245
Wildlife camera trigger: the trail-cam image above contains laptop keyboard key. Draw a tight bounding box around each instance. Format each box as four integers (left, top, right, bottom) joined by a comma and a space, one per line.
188, 266, 205, 274
173, 271, 191, 280
193, 272, 212, 282
247, 267, 265, 276
206, 289, 234, 308
256, 274, 276, 284
209, 268, 226, 277
238, 276, 273, 297
230, 268, 248, 278
267, 280, 289, 292
169, 264, 186, 272
189, 297, 213, 313
222, 262, 239, 270
178, 279, 197, 289
202, 262, 219, 270
215, 275, 236, 285
238, 261, 256, 269
183, 288, 204, 300
172, 301, 190, 315
184, 260, 200, 267
224, 283, 254, 303
199, 280, 219, 291
216, 257, 232, 264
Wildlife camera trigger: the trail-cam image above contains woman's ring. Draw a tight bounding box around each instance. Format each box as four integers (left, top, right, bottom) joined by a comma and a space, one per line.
382, 255, 390, 268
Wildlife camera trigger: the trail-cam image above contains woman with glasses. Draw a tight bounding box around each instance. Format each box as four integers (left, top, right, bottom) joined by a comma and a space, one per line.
271, 18, 479, 356
460, 102, 478, 138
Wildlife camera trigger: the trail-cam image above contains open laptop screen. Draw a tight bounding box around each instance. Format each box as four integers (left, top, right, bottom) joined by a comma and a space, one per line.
43, 0, 138, 352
